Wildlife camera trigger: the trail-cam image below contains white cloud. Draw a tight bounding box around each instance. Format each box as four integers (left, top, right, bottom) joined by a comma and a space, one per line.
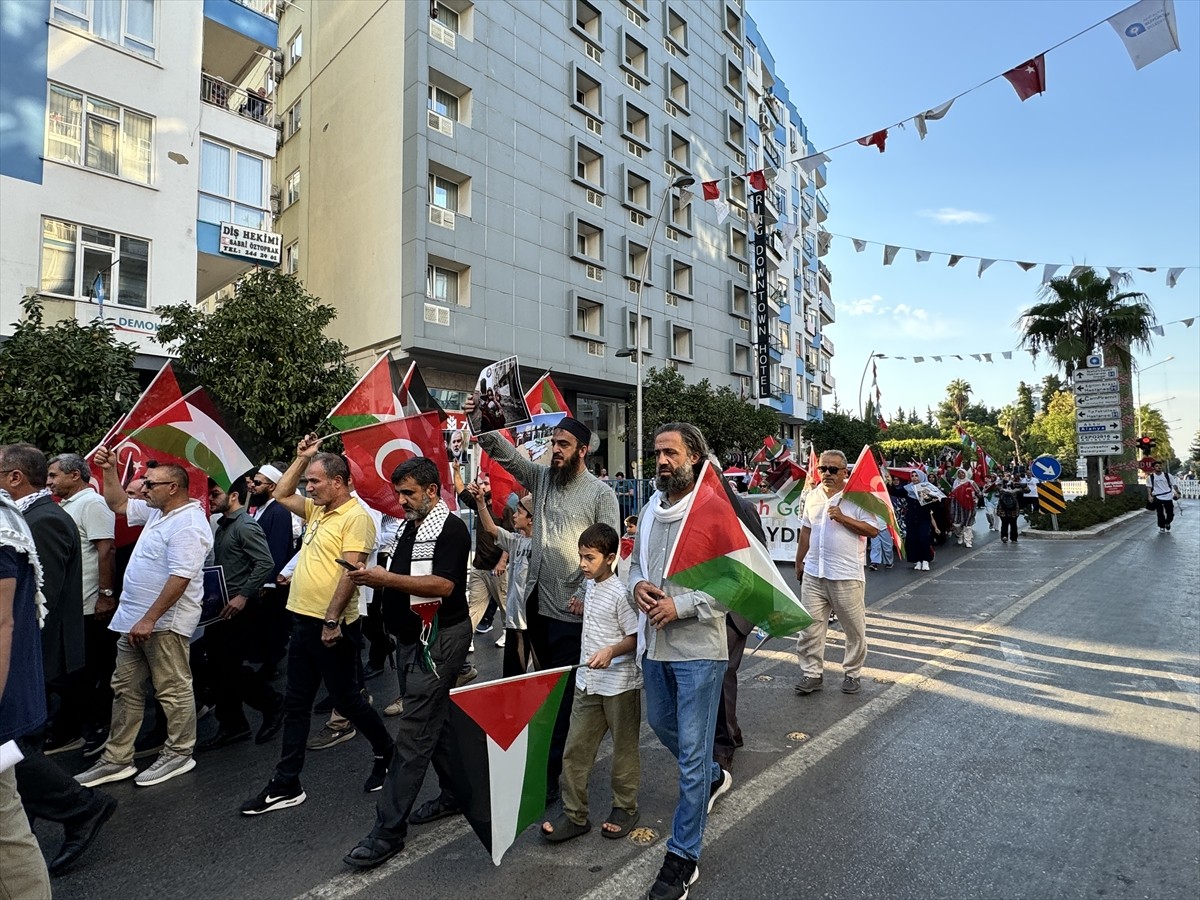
919, 207, 992, 225
843, 294, 883, 316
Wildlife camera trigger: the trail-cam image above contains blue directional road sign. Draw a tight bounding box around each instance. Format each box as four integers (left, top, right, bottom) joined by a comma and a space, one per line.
1031, 455, 1062, 482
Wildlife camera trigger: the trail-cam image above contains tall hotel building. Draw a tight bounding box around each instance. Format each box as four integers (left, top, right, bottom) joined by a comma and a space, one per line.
272, 0, 835, 469
0, 0, 281, 372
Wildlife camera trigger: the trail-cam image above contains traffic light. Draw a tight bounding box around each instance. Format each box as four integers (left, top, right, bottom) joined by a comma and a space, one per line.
1137, 435, 1156, 457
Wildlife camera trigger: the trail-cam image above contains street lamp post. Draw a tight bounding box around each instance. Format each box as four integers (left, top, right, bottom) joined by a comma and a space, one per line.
857, 351, 886, 419
617, 174, 695, 510
1134, 355, 1174, 436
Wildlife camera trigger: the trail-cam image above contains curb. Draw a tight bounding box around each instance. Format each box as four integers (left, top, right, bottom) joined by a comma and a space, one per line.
1024, 508, 1149, 540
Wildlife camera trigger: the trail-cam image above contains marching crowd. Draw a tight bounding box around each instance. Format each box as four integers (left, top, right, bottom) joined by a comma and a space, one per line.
0, 421, 1116, 900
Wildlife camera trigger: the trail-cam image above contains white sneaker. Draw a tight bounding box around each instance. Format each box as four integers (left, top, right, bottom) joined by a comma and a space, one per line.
135, 750, 196, 786
495, 634, 506, 648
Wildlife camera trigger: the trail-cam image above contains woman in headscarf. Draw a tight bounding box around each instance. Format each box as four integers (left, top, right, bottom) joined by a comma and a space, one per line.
903, 470, 939, 571
949, 469, 981, 548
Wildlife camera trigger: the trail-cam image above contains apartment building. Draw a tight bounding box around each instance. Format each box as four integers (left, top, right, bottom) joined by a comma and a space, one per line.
271, 0, 834, 469
0, 0, 280, 371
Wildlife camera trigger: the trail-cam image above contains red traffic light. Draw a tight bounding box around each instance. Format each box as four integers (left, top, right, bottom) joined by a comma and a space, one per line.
1137, 435, 1156, 457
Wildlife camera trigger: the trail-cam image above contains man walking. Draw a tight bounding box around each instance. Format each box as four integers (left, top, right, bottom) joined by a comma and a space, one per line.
46, 453, 117, 757
1146, 461, 1178, 533
198, 479, 282, 751
341, 457, 473, 869
474, 410, 619, 802
240, 436, 393, 815
627, 423, 735, 900
793, 450, 882, 697
75, 451, 212, 789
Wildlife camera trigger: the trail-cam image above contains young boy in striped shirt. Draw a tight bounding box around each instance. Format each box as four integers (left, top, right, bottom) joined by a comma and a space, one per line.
541, 523, 641, 843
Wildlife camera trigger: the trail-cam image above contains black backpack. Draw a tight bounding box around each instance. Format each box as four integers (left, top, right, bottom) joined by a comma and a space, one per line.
997, 489, 1019, 513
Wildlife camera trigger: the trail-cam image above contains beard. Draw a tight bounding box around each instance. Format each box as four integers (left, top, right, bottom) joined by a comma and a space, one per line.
550, 458, 583, 489
656, 463, 695, 495
250, 489, 271, 505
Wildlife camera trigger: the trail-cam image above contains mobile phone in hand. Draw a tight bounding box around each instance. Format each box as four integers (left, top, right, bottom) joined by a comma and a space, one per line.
336, 558, 358, 571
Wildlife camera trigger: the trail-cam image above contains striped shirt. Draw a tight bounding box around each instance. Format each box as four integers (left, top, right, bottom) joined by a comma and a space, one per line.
576, 575, 641, 696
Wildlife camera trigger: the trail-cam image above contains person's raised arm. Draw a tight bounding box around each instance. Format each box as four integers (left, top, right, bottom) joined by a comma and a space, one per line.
465, 393, 541, 486
467, 483, 498, 538
274, 433, 322, 517
93, 447, 128, 516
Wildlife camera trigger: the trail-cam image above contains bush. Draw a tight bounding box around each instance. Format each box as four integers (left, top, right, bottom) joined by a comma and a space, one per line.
1028, 488, 1146, 531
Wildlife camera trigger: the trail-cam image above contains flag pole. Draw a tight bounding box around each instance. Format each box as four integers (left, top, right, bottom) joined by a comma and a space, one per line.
327, 351, 390, 419
88, 360, 175, 457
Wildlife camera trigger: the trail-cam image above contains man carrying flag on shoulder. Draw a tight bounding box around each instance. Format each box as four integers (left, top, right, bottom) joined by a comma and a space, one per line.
627, 422, 737, 900
793, 449, 882, 697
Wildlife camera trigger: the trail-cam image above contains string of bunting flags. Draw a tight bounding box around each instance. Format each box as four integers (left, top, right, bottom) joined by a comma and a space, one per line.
870, 318, 1196, 365
786, 0, 1182, 168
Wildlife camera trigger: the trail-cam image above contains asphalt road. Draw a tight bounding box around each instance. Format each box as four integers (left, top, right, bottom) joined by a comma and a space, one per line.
38, 509, 1200, 900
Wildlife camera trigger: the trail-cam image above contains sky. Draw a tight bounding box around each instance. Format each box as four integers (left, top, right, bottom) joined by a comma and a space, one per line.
748, 0, 1200, 459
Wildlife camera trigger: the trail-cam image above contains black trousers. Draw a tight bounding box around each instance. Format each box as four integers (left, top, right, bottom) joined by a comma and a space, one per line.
525, 586, 582, 790
502, 628, 538, 678
1153, 498, 1175, 528
257, 585, 291, 666
1000, 514, 1019, 542
714, 614, 750, 761
47, 615, 116, 739
205, 600, 282, 731
372, 619, 473, 841
273, 617, 392, 788
15, 728, 100, 826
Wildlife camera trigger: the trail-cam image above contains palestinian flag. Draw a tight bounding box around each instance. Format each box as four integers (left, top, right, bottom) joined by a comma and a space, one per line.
766, 459, 806, 504
750, 435, 788, 466
326, 353, 406, 431
843, 446, 904, 560
523, 373, 570, 416
664, 462, 812, 637
128, 388, 254, 491
444, 667, 574, 865
396, 360, 446, 421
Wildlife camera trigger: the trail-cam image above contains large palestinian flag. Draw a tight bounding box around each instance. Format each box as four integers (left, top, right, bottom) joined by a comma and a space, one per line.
128, 388, 254, 491
665, 462, 812, 637
444, 667, 574, 865
843, 446, 904, 560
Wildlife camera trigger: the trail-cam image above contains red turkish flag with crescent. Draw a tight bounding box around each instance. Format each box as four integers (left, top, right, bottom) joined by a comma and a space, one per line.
1002, 55, 1046, 102
341, 413, 455, 517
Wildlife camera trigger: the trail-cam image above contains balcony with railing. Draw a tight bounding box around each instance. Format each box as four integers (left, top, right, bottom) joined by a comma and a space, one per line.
821, 333, 835, 355
203, 0, 278, 86
819, 292, 836, 323
816, 189, 829, 222
818, 261, 832, 285
202, 74, 273, 124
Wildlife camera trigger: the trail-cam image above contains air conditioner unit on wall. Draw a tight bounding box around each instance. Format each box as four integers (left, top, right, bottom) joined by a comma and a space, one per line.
428, 206, 456, 229
427, 110, 454, 136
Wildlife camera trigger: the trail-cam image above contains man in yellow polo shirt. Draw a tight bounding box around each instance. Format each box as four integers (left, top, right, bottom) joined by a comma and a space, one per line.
241, 436, 395, 815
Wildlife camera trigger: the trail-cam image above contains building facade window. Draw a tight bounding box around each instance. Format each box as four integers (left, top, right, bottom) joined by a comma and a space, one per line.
40, 217, 149, 308
428, 85, 459, 120
432, 1, 460, 32
624, 168, 650, 213
46, 84, 152, 184
285, 241, 300, 274
621, 31, 648, 80
52, 0, 156, 58
573, 0, 601, 44
572, 66, 602, 116
572, 139, 604, 190
285, 169, 300, 206
426, 259, 470, 307
428, 174, 458, 211
198, 139, 268, 230
622, 99, 650, 148
285, 100, 301, 138
574, 295, 603, 337
670, 324, 693, 361
571, 215, 604, 265
665, 8, 688, 53
667, 70, 689, 112
288, 30, 302, 68
671, 259, 693, 298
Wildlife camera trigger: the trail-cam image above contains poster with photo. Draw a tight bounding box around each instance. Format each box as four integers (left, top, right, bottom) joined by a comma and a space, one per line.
466, 356, 532, 436
442, 410, 472, 481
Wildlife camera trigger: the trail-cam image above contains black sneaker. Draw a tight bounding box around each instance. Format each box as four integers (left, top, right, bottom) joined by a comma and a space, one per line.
474, 622, 493, 634
240, 781, 307, 816
44, 733, 84, 755
648, 851, 699, 900
81, 728, 108, 760
707, 767, 732, 813
364, 744, 394, 792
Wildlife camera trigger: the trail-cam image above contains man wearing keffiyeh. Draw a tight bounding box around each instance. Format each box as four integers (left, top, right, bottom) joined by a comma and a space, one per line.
342, 456, 472, 870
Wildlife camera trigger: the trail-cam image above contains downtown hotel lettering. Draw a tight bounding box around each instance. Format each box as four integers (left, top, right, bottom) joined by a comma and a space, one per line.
752, 190, 770, 398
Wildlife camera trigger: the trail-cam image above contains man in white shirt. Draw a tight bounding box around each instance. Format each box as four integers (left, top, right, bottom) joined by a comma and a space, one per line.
1146, 461, 1178, 533
793, 450, 882, 696
75, 451, 212, 790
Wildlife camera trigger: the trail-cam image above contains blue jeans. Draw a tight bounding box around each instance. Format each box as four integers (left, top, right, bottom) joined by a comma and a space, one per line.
869, 529, 893, 566
643, 658, 726, 861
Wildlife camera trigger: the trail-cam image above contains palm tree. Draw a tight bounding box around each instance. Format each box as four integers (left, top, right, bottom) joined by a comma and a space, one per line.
997, 404, 1026, 460
1017, 268, 1155, 497
946, 379, 972, 422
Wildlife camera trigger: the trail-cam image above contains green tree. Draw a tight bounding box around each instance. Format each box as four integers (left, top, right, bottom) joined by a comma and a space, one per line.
997, 403, 1030, 460
1187, 430, 1200, 477
637, 367, 780, 471
1018, 268, 1155, 497
1016, 382, 1036, 424
800, 411, 880, 458
1025, 391, 1079, 476
155, 270, 357, 462
945, 379, 972, 422
0, 296, 139, 455
880, 421, 939, 441
1039, 374, 1064, 411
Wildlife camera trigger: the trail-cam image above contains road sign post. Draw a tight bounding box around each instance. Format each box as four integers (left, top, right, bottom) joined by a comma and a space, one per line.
1037, 480, 1066, 531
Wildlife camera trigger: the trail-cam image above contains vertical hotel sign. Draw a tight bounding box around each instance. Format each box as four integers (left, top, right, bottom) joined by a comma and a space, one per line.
752, 190, 770, 397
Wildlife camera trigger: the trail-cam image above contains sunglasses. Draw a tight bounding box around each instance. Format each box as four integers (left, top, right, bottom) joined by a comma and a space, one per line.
143, 480, 177, 489
817, 465, 843, 474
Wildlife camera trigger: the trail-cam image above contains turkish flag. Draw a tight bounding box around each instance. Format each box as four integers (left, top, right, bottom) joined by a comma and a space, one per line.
341, 413, 454, 517
1003, 55, 1045, 101
747, 170, 767, 192
701, 181, 720, 201
479, 437, 523, 519
857, 129, 888, 153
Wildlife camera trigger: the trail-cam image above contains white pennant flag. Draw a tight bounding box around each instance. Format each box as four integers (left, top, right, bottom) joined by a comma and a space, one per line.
797, 153, 831, 176
1166, 267, 1184, 287
1069, 265, 1090, 279
817, 230, 832, 255
780, 223, 799, 248
970, 354, 982, 361
1002, 351, 1013, 360
1151, 325, 1166, 336
1106, 267, 1122, 281
1108, 0, 1181, 70
1182, 317, 1195, 327
982, 353, 993, 363
852, 239, 867, 253
912, 99, 955, 140
749, 212, 762, 231
883, 245, 899, 266
677, 189, 694, 210
978, 258, 996, 277
714, 198, 730, 225
913, 356, 924, 363
915, 249, 932, 263
1042, 264, 1062, 284
932, 356, 943, 362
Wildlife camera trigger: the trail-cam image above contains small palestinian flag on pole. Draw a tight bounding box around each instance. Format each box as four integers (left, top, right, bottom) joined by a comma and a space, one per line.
443, 667, 575, 865
842, 446, 904, 560
664, 462, 812, 637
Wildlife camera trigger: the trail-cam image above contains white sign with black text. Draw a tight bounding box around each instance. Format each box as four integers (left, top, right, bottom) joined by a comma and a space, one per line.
219, 222, 282, 266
